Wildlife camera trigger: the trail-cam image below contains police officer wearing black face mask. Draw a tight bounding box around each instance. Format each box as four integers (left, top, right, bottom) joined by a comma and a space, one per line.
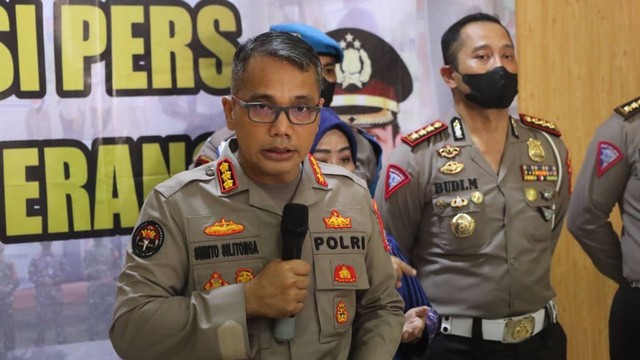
374, 13, 570, 360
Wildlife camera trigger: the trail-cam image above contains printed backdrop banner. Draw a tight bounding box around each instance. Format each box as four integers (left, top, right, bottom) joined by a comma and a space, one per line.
0, 0, 515, 357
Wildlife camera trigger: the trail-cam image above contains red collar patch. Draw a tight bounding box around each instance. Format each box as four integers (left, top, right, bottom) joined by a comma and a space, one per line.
308, 154, 328, 187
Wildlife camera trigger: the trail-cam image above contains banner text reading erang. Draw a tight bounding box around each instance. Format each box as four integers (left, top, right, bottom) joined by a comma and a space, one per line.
0, 135, 203, 244
0, 0, 241, 100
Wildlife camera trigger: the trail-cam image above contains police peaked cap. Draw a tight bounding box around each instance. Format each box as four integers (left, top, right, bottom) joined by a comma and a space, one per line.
270, 23, 344, 62
327, 28, 413, 127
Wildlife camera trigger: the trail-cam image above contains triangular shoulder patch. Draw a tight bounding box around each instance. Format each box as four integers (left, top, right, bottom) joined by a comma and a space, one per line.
401, 120, 448, 147
614, 96, 640, 119
519, 113, 562, 136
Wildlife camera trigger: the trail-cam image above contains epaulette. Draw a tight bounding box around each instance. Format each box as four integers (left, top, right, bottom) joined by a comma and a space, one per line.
519, 113, 561, 136
614, 96, 640, 119
401, 120, 448, 147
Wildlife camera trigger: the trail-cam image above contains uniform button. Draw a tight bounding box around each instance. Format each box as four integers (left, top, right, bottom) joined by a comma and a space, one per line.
205, 167, 215, 177
509, 259, 517, 267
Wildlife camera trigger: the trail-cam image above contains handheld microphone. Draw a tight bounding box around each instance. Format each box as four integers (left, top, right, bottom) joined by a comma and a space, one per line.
273, 203, 309, 342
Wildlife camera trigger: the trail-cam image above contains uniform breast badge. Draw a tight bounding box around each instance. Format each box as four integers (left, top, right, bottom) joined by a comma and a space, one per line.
440, 161, 464, 175
334, 264, 357, 283
203, 218, 245, 236
540, 189, 555, 200
203, 272, 229, 291
450, 213, 476, 238
470, 192, 484, 205
323, 210, 352, 229
450, 196, 468, 208
523, 187, 538, 201
539, 207, 555, 222
235, 268, 254, 283
527, 138, 545, 162
438, 144, 461, 158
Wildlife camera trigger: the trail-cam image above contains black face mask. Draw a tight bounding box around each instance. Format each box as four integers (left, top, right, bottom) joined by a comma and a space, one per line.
320, 78, 336, 107
459, 66, 518, 109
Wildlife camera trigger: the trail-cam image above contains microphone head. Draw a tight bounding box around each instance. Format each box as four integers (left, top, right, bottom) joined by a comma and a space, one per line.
281, 203, 309, 249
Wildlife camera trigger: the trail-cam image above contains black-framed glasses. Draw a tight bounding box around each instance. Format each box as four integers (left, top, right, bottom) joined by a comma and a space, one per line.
231, 96, 321, 125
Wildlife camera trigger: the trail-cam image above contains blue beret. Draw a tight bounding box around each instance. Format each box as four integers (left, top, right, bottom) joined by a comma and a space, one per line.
270, 23, 343, 62
311, 108, 357, 161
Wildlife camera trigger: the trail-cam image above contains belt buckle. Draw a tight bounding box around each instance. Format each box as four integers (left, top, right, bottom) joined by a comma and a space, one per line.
503, 315, 535, 343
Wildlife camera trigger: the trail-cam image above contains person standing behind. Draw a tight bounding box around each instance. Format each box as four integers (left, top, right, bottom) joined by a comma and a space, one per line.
110, 31, 404, 360
28, 241, 68, 346
374, 13, 570, 359
567, 95, 640, 360
0, 242, 19, 355
310, 108, 438, 359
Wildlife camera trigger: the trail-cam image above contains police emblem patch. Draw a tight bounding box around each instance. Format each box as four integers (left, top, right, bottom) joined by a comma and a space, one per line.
384, 164, 410, 199
334, 264, 357, 283
597, 141, 622, 177
131, 221, 165, 258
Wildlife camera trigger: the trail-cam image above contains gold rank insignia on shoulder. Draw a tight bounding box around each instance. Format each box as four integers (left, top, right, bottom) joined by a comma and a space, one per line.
401, 120, 448, 147
614, 95, 640, 119
519, 114, 562, 137
217, 158, 238, 193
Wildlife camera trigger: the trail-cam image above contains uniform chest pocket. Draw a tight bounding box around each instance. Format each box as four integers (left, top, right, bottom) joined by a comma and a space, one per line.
313, 254, 369, 343
432, 193, 486, 253
522, 184, 557, 243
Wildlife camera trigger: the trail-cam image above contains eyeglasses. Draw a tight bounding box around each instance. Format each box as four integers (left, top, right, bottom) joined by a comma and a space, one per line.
231, 96, 321, 125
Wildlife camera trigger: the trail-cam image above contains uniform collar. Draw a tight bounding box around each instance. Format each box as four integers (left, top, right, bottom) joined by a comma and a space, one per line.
215, 147, 325, 215
445, 110, 524, 145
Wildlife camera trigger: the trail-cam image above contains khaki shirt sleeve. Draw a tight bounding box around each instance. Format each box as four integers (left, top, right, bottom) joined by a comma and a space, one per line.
110, 190, 250, 360
349, 200, 405, 360
567, 116, 626, 284
373, 143, 427, 256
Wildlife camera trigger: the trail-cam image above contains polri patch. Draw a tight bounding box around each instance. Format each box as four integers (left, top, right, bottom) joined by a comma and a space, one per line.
131, 221, 165, 258
384, 164, 410, 199
597, 141, 622, 177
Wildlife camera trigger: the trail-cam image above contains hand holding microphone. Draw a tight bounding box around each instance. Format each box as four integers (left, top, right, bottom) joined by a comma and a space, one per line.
243, 203, 310, 340
274, 203, 309, 341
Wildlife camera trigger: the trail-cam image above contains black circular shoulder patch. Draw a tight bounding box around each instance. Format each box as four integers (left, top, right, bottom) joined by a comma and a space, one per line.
131, 221, 165, 258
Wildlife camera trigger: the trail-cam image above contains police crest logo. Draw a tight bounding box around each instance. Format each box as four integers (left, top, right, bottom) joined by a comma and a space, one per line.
131, 220, 165, 258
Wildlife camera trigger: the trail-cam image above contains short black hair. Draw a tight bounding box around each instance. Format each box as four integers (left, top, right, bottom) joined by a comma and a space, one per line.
441, 12, 512, 69
230, 31, 323, 94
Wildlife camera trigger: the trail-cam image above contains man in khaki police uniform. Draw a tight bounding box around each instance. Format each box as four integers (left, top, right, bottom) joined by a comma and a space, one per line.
192, 24, 383, 195
110, 31, 404, 360
567, 95, 640, 360
374, 13, 569, 359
